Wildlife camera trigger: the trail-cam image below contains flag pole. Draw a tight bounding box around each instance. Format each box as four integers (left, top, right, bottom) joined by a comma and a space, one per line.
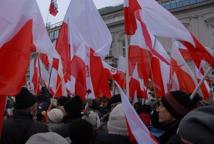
125, 34, 130, 98
47, 64, 53, 90
37, 53, 42, 79
190, 67, 212, 99
54, 72, 67, 97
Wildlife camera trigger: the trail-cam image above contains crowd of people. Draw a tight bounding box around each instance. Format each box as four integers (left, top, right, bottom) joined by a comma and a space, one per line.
1, 85, 214, 144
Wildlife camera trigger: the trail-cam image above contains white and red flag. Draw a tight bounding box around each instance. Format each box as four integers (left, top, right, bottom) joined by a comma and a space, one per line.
0, 0, 58, 96
126, 0, 213, 67
0, 0, 58, 135
115, 82, 158, 144
49, 0, 58, 16
56, 0, 112, 99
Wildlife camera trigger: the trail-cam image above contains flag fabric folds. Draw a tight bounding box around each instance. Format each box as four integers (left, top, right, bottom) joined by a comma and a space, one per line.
0, 0, 58, 96
115, 82, 158, 144
56, 0, 112, 99
124, 0, 213, 98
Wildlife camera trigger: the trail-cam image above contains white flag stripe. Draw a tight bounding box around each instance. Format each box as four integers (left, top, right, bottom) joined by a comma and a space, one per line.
115, 82, 158, 144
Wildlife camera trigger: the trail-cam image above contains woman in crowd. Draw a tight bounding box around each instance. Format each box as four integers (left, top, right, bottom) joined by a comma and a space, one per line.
156, 90, 194, 144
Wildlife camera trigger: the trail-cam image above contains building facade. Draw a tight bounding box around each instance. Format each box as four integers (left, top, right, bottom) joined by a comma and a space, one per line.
47, 0, 214, 65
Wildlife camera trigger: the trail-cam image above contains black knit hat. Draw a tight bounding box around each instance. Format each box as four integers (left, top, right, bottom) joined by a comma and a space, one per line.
69, 119, 95, 144
64, 96, 83, 118
161, 91, 192, 119
15, 87, 36, 109
178, 106, 214, 144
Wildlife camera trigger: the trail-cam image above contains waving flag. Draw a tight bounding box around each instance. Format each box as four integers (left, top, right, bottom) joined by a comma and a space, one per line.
0, 0, 58, 96
56, 0, 112, 99
115, 82, 158, 144
130, 0, 213, 67
66, 0, 112, 57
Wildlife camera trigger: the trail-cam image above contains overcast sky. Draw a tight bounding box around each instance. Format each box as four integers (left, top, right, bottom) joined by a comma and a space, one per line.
36, 0, 123, 25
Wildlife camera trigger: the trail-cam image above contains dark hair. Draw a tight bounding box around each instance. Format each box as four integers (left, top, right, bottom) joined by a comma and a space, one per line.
57, 96, 70, 106
69, 119, 95, 144
64, 96, 83, 118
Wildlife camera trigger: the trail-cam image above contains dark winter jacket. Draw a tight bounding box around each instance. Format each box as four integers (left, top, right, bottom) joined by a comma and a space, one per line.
158, 120, 181, 144
0, 111, 48, 144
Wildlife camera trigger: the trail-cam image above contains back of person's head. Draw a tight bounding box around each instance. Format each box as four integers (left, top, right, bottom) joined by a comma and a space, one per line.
15, 87, 36, 110
57, 96, 70, 106
64, 96, 83, 118
133, 102, 142, 114
178, 106, 214, 144
161, 90, 193, 119
25, 132, 69, 144
69, 119, 95, 144
47, 108, 64, 123
189, 93, 202, 107
107, 94, 121, 109
107, 104, 128, 136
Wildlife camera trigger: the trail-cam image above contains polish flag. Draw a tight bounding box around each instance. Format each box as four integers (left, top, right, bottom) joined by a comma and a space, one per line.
29, 54, 50, 95
176, 45, 211, 99
115, 82, 158, 144
129, 0, 213, 67
129, 65, 147, 99
65, 0, 112, 57
56, 0, 112, 99
90, 50, 111, 98
169, 41, 197, 94
103, 61, 126, 90
0, 0, 58, 96
128, 17, 171, 97
49, 0, 58, 16
30, 56, 40, 94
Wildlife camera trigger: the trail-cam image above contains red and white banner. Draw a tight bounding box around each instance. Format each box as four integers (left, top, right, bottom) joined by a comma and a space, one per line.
56, 0, 112, 99
0, 0, 58, 96
115, 82, 158, 144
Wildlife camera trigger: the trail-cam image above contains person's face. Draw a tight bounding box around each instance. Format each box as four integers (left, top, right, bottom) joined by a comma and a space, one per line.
156, 103, 175, 123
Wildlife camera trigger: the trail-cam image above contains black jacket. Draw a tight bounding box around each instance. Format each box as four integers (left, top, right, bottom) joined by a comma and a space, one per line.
158, 120, 181, 144
0, 111, 48, 144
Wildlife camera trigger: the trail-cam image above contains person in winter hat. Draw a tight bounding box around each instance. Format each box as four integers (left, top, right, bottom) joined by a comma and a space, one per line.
47, 108, 65, 132
178, 106, 214, 144
0, 87, 48, 144
96, 104, 131, 144
107, 104, 128, 136
156, 90, 193, 144
52, 96, 83, 138
47, 108, 64, 123
25, 132, 69, 144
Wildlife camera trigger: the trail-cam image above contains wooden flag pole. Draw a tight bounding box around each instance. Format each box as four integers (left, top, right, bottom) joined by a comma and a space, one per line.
37, 53, 42, 78
47, 64, 53, 90
125, 34, 130, 98
190, 67, 212, 99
